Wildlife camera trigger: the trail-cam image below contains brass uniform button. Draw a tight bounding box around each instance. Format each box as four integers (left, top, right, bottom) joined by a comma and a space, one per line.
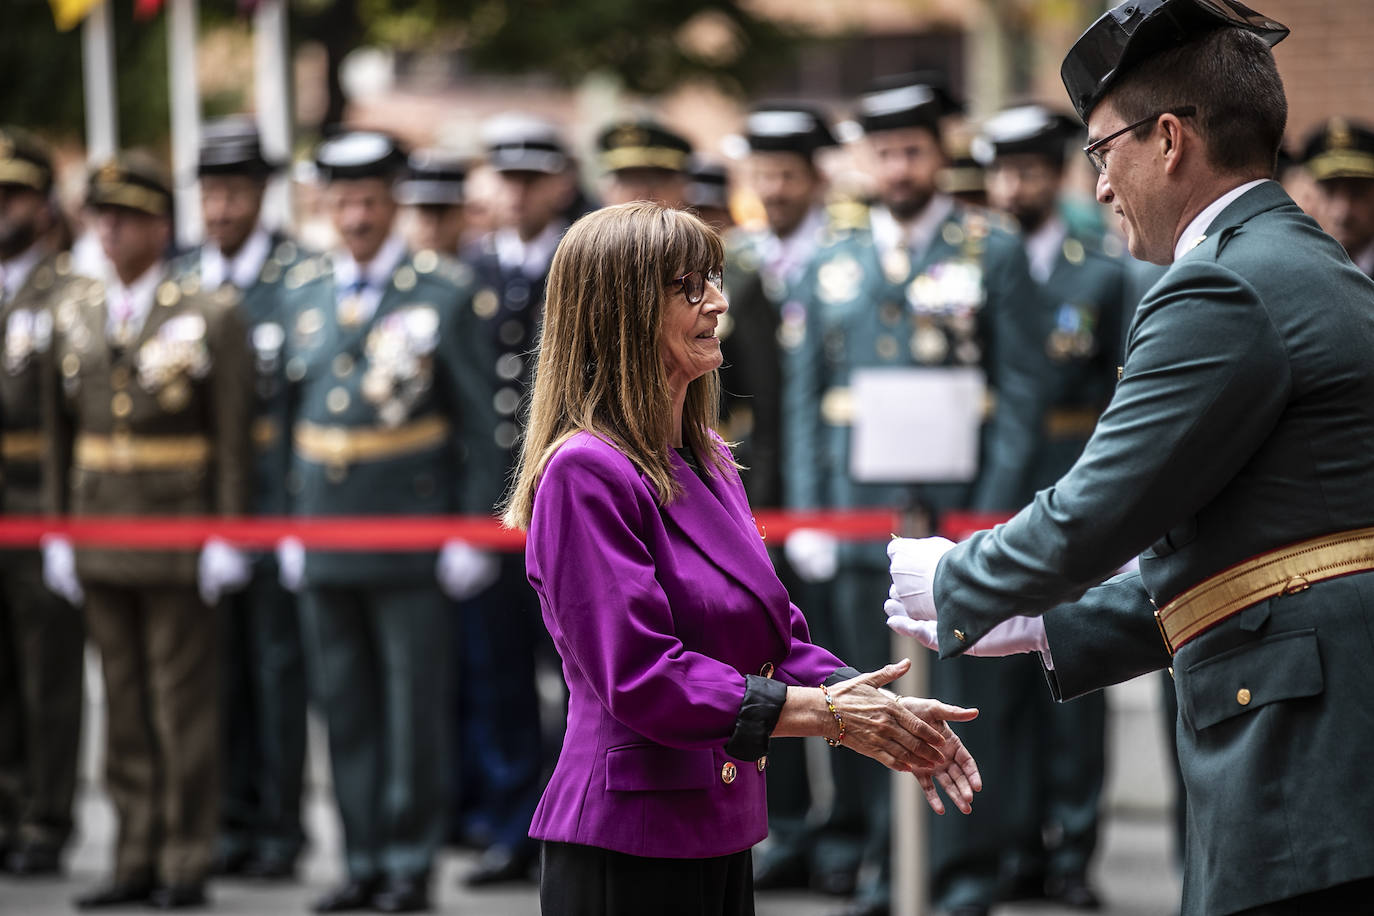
1237, 688, 1252, 706
110, 366, 131, 389
720, 762, 737, 785
111, 391, 133, 418
953, 629, 966, 642
332, 353, 355, 377
756, 757, 768, 773
61, 353, 81, 377
326, 387, 350, 414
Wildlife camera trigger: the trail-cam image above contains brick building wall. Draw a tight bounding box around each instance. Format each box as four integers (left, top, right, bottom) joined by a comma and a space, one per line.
1266, 0, 1374, 145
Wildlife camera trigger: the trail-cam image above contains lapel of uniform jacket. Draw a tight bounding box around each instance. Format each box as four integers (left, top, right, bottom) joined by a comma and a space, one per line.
1202, 180, 1291, 244
655, 449, 794, 643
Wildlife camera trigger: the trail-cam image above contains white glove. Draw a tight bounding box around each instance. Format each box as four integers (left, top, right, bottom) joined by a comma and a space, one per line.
887, 536, 957, 621
885, 603, 1054, 668
437, 539, 501, 600
198, 537, 252, 605
41, 535, 84, 606
276, 537, 305, 593
784, 528, 839, 583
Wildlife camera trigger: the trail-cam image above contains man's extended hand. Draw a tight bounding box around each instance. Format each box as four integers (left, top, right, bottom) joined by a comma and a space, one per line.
887, 536, 956, 621
900, 697, 982, 815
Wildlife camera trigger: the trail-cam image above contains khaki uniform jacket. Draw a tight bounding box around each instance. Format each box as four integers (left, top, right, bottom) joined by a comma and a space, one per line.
43, 268, 253, 586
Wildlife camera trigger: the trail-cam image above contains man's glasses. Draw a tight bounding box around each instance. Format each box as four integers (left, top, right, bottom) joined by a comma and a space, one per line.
1083, 106, 1196, 174
669, 268, 723, 305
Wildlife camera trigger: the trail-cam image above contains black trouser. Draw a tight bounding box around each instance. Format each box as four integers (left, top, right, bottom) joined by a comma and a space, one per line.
1232, 877, 1374, 915
541, 841, 755, 916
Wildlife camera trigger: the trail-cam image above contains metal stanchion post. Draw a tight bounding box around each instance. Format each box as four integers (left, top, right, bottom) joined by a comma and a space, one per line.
892, 630, 928, 916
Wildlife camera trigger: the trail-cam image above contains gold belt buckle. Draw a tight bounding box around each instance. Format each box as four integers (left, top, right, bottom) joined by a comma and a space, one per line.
110, 434, 135, 473
1152, 600, 1175, 656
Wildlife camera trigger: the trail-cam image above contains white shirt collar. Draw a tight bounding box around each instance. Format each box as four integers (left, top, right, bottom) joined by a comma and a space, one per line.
1353, 238, 1374, 277
495, 220, 565, 278
1172, 178, 1270, 262
1024, 215, 1067, 285
871, 193, 956, 262
0, 242, 46, 302
331, 234, 408, 325
201, 226, 273, 290
767, 206, 827, 283
105, 261, 165, 338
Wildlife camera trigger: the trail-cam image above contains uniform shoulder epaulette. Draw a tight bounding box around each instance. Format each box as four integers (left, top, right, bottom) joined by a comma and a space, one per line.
284, 255, 331, 290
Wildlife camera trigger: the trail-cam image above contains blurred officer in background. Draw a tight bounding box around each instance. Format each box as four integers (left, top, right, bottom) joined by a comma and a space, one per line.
48, 154, 253, 910
597, 116, 693, 208
1301, 117, 1374, 277
975, 103, 1132, 910
280, 131, 502, 914
783, 75, 1046, 916
446, 112, 571, 888
684, 155, 735, 231
396, 149, 468, 256
168, 117, 311, 883
0, 127, 84, 879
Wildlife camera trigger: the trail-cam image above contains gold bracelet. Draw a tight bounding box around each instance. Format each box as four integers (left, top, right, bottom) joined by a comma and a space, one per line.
820, 685, 845, 747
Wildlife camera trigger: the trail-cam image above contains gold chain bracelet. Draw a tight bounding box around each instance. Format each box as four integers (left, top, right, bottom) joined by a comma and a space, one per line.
820, 685, 845, 747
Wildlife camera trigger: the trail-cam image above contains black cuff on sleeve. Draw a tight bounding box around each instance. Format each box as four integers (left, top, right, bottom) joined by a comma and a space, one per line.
824, 666, 862, 687
724, 675, 788, 761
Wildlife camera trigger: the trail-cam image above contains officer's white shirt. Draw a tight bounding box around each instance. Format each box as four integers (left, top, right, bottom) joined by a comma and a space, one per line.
870, 193, 956, 264
1352, 238, 1374, 277
104, 260, 165, 340
200, 226, 272, 291
762, 205, 826, 286
331, 233, 407, 325
494, 220, 564, 279
0, 242, 45, 303
1173, 178, 1269, 263
1024, 215, 1068, 284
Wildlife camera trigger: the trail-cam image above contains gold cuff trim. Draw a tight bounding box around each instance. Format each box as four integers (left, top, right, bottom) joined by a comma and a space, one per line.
0, 431, 44, 463
1157, 525, 1374, 652
293, 415, 450, 467
75, 433, 211, 472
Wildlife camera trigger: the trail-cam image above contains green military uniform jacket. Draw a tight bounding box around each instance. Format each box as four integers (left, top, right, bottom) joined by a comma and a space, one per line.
1024, 218, 1131, 494
170, 234, 311, 518
1, 252, 79, 521
783, 198, 1047, 553
280, 247, 501, 587
43, 267, 254, 585
932, 181, 1374, 914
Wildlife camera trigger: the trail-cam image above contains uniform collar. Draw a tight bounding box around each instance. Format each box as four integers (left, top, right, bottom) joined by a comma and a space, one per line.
104, 260, 165, 337
1352, 238, 1374, 277
765, 205, 826, 282
1173, 178, 1270, 262
201, 226, 272, 290
1024, 215, 1067, 284
0, 242, 45, 302
871, 193, 955, 262
494, 220, 564, 278
332, 232, 407, 292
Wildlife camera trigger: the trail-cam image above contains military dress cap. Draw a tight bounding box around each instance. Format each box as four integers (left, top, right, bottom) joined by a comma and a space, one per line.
938, 154, 985, 196
1061, 0, 1289, 122
857, 72, 961, 136
394, 149, 468, 206
482, 113, 569, 174
684, 156, 730, 211
596, 117, 692, 173
1301, 118, 1374, 182
743, 104, 837, 157
0, 127, 54, 193
197, 116, 278, 177
972, 104, 1082, 165
86, 152, 173, 217
314, 130, 408, 182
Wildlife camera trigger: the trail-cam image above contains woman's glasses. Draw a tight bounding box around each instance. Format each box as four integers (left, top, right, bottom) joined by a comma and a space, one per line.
669, 268, 723, 305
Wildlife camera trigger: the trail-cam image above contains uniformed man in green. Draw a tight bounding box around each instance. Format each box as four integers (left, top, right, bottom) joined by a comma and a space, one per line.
974, 104, 1133, 909
280, 131, 501, 914
596, 116, 693, 208
396, 149, 468, 257
783, 76, 1046, 916
1300, 118, 1374, 277
0, 127, 84, 877
45, 153, 253, 910
168, 117, 311, 882
887, 2, 1374, 913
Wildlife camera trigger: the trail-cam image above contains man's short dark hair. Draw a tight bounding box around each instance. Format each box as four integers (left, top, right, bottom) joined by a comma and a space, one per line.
1106, 26, 1287, 175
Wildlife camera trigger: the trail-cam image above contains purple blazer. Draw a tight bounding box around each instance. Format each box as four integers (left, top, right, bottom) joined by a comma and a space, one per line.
525, 431, 847, 859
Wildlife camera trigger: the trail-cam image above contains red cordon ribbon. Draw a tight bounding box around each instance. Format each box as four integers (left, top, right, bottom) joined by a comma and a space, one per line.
0, 509, 922, 552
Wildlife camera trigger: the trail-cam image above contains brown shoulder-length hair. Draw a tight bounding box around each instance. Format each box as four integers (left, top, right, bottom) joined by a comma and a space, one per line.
502, 201, 734, 530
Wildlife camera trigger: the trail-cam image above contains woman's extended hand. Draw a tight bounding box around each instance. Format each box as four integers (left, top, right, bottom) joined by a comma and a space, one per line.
900, 697, 982, 815
825, 659, 976, 773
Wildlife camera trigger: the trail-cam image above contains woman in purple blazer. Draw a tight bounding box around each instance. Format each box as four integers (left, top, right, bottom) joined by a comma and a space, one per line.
503, 202, 982, 916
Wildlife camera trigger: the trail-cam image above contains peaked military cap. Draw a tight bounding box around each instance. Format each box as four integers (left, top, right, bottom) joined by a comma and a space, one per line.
684, 156, 730, 211
972, 105, 1082, 166
197, 116, 278, 177
743, 104, 837, 158
394, 149, 469, 206
597, 117, 692, 174
314, 130, 408, 182
1061, 0, 1289, 122
1301, 118, 1374, 183
87, 152, 173, 217
938, 155, 985, 196
482, 113, 569, 174
0, 126, 54, 194
857, 73, 961, 136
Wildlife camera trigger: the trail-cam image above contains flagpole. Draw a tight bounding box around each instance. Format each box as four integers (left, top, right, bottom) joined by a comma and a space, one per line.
254, 0, 294, 230
167, 0, 201, 246
81, 0, 118, 163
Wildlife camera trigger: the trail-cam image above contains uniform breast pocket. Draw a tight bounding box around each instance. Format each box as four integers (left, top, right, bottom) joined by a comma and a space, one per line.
605, 743, 716, 793
1183, 628, 1324, 730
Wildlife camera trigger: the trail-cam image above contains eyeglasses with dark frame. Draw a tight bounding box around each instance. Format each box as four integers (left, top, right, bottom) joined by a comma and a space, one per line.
1083, 105, 1197, 174
669, 267, 723, 306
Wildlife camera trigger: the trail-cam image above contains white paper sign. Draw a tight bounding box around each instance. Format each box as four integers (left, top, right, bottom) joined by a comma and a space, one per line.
849, 367, 986, 483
